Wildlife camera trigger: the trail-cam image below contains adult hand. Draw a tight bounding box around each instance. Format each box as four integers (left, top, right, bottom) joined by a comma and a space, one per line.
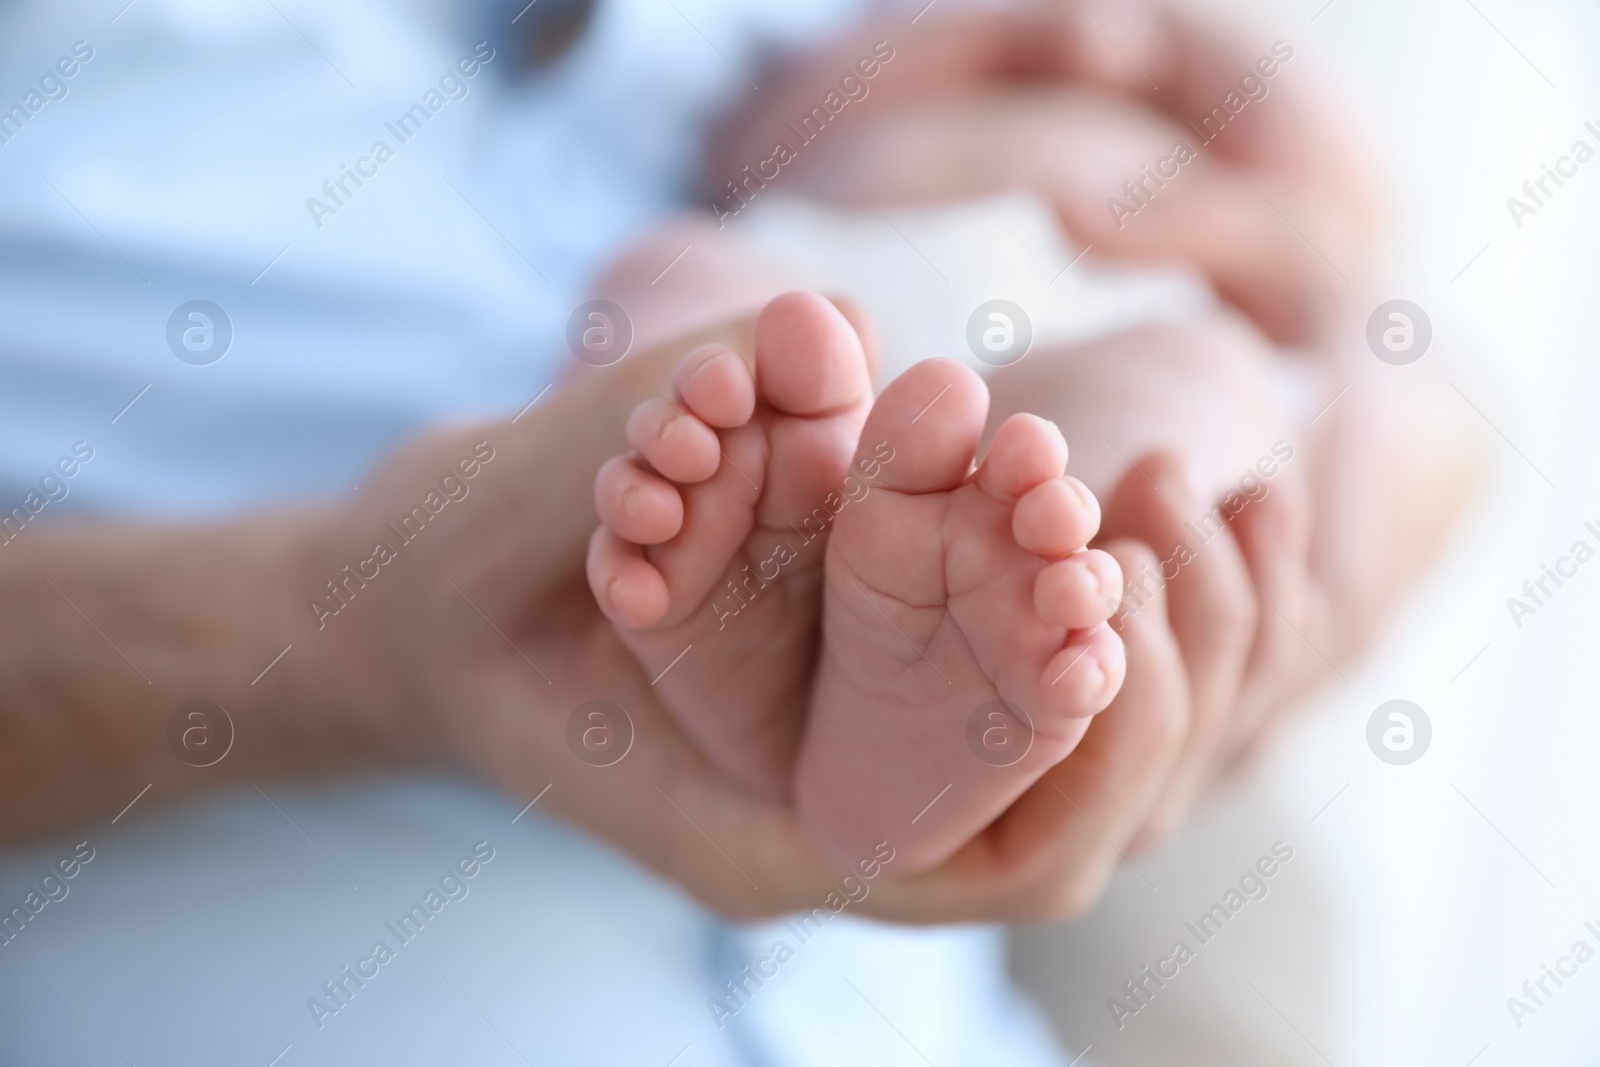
295, 314, 855, 919
0, 293, 1342, 921
837, 441, 1314, 921
718, 0, 1382, 344
291, 300, 1328, 922
981, 315, 1331, 857
0, 309, 1326, 924
283, 306, 1053, 921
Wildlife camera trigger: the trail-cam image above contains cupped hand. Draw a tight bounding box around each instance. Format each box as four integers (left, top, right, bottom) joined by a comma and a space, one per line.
288, 296, 1332, 923
280, 307, 1075, 922
981, 315, 1335, 856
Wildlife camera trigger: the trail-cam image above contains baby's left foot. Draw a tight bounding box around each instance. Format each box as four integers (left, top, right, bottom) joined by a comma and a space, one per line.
798, 359, 1127, 873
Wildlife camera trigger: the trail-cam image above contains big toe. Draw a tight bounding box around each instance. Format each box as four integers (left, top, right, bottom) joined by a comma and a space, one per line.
858, 359, 989, 494
755, 292, 872, 416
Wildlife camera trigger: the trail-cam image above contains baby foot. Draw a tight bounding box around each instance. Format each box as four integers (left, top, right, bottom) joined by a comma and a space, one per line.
586, 292, 874, 796
798, 359, 1126, 873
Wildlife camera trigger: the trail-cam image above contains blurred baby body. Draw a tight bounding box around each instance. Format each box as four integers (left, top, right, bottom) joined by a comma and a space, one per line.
731, 192, 1322, 497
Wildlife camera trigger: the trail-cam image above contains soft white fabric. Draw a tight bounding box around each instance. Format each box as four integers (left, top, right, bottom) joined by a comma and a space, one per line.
736, 191, 1215, 384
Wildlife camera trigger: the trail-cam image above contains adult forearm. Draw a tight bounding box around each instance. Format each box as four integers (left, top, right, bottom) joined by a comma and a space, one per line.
0, 509, 373, 837
0, 313, 759, 840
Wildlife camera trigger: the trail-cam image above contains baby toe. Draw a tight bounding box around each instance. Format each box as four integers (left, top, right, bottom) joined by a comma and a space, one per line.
754, 292, 872, 417
626, 397, 722, 483
1035, 549, 1123, 630
595, 455, 683, 545
586, 526, 670, 628
675, 344, 755, 429
977, 413, 1067, 501
1041, 626, 1126, 718
859, 359, 989, 494
1013, 476, 1101, 559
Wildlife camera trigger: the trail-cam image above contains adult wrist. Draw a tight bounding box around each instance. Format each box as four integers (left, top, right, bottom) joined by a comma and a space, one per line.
268, 499, 448, 771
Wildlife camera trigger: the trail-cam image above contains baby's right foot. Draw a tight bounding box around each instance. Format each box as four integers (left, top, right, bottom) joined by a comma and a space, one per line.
585, 292, 874, 796
798, 359, 1127, 873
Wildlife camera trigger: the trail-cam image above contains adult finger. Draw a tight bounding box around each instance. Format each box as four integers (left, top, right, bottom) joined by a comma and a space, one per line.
1099, 451, 1257, 850
1217, 466, 1337, 772
1053, 165, 1354, 344
996, 1, 1371, 192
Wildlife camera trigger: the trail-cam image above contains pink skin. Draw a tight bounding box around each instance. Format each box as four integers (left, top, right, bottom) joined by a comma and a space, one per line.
587, 292, 875, 796
588, 296, 1123, 869
799, 358, 1125, 873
